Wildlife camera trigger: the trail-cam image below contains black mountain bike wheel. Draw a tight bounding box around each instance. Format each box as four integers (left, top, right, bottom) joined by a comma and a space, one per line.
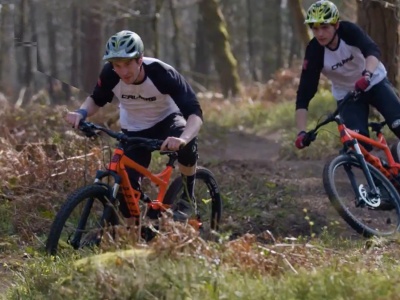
390, 141, 400, 163
323, 154, 400, 237
46, 184, 119, 255
163, 167, 222, 239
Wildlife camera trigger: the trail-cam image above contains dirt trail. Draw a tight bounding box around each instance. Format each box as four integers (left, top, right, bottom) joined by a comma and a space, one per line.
201, 130, 282, 162
200, 129, 362, 240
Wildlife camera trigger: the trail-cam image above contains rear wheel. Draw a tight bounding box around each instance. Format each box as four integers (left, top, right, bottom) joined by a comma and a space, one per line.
323, 154, 400, 237
163, 167, 222, 239
46, 184, 119, 255
390, 141, 400, 163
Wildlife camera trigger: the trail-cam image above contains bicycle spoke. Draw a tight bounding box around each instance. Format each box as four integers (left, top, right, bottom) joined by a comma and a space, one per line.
324, 155, 400, 237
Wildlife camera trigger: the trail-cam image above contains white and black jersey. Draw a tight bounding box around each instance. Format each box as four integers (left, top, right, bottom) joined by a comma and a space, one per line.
296, 21, 387, 110
90, 57, 202, 131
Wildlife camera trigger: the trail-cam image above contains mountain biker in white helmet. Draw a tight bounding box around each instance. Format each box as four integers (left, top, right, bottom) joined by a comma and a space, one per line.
65, 30, 203, 221
295, 1, 400, 152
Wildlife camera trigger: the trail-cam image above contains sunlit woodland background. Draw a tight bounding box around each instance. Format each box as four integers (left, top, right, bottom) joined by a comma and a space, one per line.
0, 0, 398, 107
1, 2, 400, 297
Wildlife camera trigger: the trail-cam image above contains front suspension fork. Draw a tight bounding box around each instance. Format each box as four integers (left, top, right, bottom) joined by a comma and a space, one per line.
344, 141, 380, 202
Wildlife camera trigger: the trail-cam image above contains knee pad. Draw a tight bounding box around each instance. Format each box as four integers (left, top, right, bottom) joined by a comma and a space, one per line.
389, 118, 400, 139
177, 138, 198, 167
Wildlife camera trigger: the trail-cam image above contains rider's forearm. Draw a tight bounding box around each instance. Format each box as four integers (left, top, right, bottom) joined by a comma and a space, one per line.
365, 56, 380, 74
296, 109, 308, 133
180, 114, 203, 144
79, 97, 100, 117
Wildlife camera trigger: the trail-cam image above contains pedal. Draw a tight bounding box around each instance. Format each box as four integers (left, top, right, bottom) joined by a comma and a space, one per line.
146, 208, 161, 219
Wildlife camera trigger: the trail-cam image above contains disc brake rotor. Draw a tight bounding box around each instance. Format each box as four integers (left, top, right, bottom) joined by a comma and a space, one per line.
358, 184, 380, 207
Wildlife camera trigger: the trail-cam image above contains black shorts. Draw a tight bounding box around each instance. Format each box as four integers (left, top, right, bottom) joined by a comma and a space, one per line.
121, 112, 198, 184
338, 77, 400, 150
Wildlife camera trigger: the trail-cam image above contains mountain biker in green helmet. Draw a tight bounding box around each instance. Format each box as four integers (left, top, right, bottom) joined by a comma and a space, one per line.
294, 0, 400, 153
64, 30, 203, 222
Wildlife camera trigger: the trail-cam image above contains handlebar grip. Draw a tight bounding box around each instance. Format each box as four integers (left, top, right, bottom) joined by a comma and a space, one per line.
78, 121, 97, 137
302, 131, 317, 146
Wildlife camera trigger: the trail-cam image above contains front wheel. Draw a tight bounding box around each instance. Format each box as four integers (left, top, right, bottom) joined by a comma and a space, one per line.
323, 154, 400, 237
163, 167, 222, 239
46, 184, 119, 255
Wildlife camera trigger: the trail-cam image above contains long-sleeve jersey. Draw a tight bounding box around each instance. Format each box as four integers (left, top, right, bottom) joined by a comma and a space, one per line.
90, 57, 203, 131
296, 21, 387, 110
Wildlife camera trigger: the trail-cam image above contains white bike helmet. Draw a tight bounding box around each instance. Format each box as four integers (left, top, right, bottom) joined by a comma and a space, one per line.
103, 30, 144, 61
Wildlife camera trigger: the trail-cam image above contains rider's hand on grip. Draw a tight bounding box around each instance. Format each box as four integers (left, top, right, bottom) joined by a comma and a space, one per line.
295, 131, 316, 149
355, 71, 372, 92
78, 121, 97, 138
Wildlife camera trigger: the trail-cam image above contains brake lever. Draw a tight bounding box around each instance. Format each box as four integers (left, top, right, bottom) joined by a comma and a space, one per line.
144, 140, 164, 152
353, 92, 361, 101
303, 130, 318, 146
78, 122, 98, 138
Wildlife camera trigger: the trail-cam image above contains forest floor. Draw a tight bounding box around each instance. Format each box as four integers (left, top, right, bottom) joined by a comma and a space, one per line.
199, 127, 362, 240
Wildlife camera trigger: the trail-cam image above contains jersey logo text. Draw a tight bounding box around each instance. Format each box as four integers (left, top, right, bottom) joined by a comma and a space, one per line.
331, 54, 354, 70
121, 94, 157, 101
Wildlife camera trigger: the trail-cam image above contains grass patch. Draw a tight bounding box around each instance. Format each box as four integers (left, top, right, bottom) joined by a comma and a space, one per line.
0, 201, 14, 235
6, 233, 400, 300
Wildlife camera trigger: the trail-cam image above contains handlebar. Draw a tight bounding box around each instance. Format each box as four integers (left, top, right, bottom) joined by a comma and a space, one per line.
302, 90, 361, 145
78, 121, 164, 151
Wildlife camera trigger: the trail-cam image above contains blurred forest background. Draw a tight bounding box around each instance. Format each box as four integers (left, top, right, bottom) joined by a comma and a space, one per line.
0, 0, 398, 106
2, 3, 400, 295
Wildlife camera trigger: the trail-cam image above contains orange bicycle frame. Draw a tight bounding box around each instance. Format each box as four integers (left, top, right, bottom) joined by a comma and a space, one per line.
338, 123, 400, 181
107, 147, 174, 217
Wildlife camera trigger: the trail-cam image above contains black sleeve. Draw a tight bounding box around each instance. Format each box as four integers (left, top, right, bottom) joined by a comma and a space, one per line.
90, 62, 120, 107
338, 21, 381, 59
296, 38, 324, 110
146, 62, 203, 120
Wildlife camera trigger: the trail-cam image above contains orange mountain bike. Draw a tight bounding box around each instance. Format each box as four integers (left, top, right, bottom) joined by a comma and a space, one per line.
304, 90, 400, 237
46, 121, 222, 255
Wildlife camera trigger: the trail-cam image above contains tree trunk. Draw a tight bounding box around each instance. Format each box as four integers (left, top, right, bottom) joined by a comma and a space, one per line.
357, 1, 399, 88
246, 0, 258, 81
141, 2, 155, 56
70, 3, 80, 88
46, 7, 57, 100
287, 0, 311, 47
1, 4, 16, 98
288, 0, 302, 67
80, 1, 103, 94
152, 0, 164, 58
198, 0, 242, 97
274, 0, 283, 70
168, 0, 181, 70
27, 0, 41, 94
193, 13, 212, 88
260, 0, 279, 81
288, 29, 301, 68
16, 0, 32, 87
15, 0, 32, 106
114, 4, 129, 31
0, 5, 6, 88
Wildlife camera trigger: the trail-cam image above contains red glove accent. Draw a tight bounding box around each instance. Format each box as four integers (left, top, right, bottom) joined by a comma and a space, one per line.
355, 76, 371, 91
295, 131, 307, 149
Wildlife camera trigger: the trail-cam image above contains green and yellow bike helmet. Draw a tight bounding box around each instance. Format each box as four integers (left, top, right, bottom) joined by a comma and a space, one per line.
305, 1, 339, 25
